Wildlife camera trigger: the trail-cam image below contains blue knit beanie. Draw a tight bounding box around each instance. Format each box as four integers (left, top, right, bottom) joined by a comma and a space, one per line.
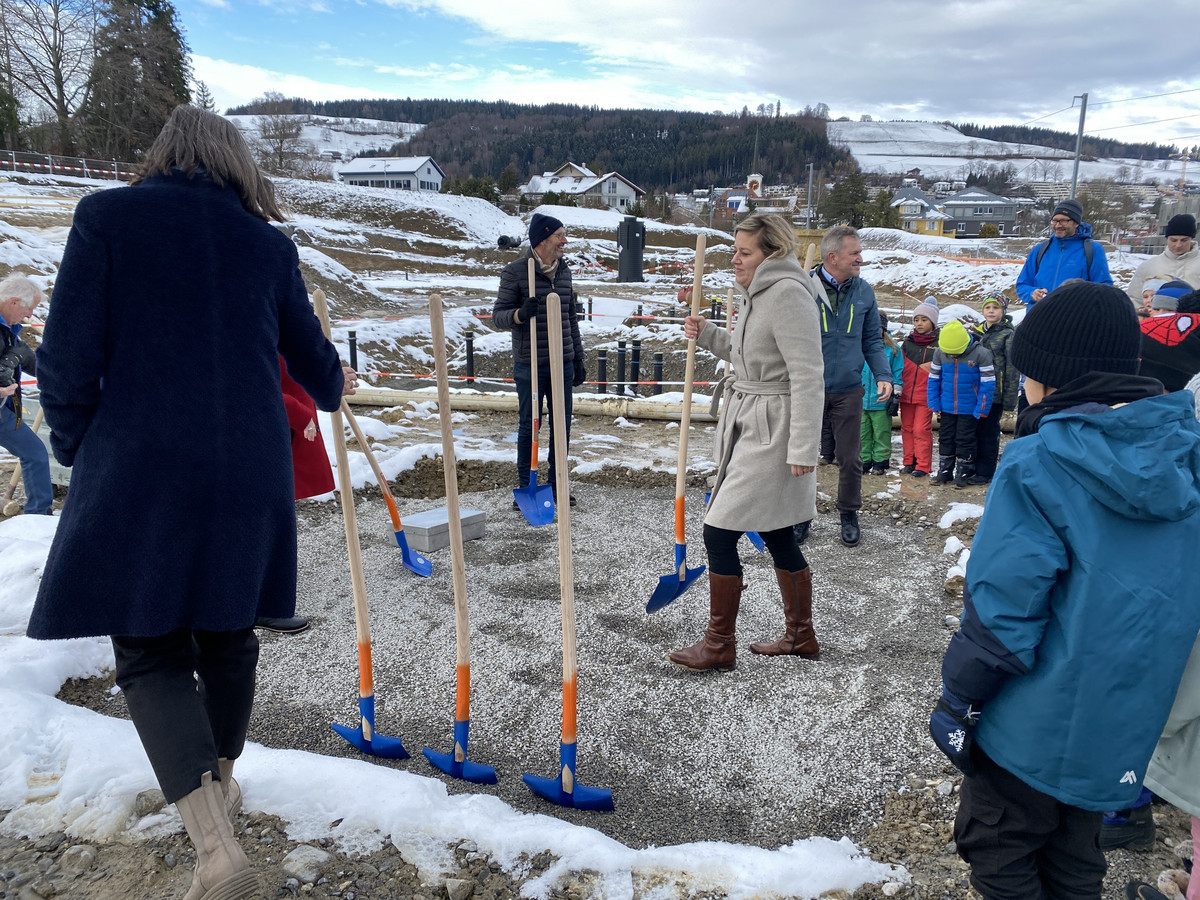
529, 213, 564, 249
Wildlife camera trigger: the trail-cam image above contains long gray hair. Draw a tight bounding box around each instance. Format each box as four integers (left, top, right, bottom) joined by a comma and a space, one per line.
134, 105, 284, 222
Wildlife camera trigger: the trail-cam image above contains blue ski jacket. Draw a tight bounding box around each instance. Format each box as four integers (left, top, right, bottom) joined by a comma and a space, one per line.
814, 269, 891, 394
1015, 221, 1112, 305
927, 340, 994, 418
941, 391, 1200, 810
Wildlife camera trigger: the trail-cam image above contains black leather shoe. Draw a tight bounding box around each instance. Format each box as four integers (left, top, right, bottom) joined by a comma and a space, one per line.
793, 520, 811, 545
840, 512, 860, 546
254, 616, 310, 634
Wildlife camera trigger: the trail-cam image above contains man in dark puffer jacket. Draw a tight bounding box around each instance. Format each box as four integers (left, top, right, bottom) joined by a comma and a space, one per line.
493, 213, 585, 505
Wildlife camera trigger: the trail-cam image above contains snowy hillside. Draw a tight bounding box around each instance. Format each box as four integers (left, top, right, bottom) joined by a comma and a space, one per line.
828, 120, 1184, 184
226, 114, 422, 160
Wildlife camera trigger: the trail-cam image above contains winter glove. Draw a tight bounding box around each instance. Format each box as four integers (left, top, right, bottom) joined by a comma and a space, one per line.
885, 393, 900, 417
929, 687, 979, 776
572, 357, 586, 387
518, 293, 540, 324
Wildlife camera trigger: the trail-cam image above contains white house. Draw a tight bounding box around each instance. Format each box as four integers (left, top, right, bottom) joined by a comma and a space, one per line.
337, 156, 445, 192
520, 162, 645, 211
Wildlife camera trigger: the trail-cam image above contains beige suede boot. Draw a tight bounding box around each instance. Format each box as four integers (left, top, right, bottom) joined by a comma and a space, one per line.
175, 770, 259, 900
217, 758, 242, 817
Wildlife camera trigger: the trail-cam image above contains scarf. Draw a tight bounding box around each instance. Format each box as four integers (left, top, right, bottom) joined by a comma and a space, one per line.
1015, 372, 1165, 438
910, 330, 937, 346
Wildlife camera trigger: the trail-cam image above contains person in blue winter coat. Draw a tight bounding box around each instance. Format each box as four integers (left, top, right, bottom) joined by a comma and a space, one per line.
1015, 198, 1112, 306
930, 282, 1200, 900
927, 320, 994, 487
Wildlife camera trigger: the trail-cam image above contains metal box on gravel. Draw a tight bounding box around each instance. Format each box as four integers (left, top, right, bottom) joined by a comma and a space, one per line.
403, 507, 486, 553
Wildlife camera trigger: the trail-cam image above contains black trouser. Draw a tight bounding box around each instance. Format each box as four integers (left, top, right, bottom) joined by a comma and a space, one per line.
820, 409, 835, 459
955, 748, 1106, 900
974, 403, 1004, 479
703, 524, 807, 577
823, 388, 865, 513
937, 412, 977, 462
112, 628, 259, 804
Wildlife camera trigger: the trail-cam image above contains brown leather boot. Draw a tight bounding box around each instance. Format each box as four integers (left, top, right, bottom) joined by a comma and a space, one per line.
668, 573, 743, 671
749, 567, 819, 659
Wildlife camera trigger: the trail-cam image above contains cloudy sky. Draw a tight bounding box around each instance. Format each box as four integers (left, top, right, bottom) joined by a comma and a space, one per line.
182, 0, 1200, 149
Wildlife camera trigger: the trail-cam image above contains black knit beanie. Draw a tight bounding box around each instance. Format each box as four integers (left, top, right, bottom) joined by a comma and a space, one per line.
1166, 214, 1197, 239
1053, 198, 1084, 224
528, 212, 564, 249
1010, 282, 1141, 388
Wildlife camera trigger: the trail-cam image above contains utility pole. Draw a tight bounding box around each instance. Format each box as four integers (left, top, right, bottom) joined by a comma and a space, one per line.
1069, 92, 1088, 199
806, 163, 814, 228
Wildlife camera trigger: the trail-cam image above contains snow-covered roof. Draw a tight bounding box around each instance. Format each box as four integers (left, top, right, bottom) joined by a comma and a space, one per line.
522, 170, 645, 197
941, 186, 1017, 206
336, 156, 445, 179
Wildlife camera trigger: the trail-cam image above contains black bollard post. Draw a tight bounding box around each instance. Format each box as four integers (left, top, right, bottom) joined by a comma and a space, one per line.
652, 352, 664, 396
616, 341, 627, 396
710, 295, 716, 318
597, 349, 608, 394
348, 331, 358, 372
587, 296, 593, 322
465, 332, 475, 383
630, 341, 642, 397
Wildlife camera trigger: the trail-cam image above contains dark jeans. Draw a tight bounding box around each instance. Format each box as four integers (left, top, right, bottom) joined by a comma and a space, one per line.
113, 628, 259, 804
703, 523, 807, 577
515, 360, 573, 488
824, 388, 865, 513
975, 403, 1005, 478
0, 402, 52, 514
955, 748, 1106, 900
937, 412, 977, 462
820, 409, 835, 459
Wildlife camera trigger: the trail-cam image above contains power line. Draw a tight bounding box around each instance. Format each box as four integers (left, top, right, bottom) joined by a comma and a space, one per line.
1016, 104, 1077, 127
1089, 87, 1200, 106
1089, 113, 1199, 133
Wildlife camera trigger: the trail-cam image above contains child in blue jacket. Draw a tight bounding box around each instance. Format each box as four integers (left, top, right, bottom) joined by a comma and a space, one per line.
860, 312, 904, 475
927, 320, 994, 487
930, 283, 1200, 900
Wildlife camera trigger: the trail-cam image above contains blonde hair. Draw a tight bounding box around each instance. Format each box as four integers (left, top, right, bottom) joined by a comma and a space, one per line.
134, 105, 285, 222
734, 211, 798, 260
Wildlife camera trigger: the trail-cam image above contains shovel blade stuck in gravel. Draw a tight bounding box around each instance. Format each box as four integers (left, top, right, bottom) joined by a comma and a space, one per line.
647, 543, 706, 613
395, 529, 433, 577
332, 696, 410, 759
423, 720, 497, 784
523, 742, 613, 811
513, 478, 555, 527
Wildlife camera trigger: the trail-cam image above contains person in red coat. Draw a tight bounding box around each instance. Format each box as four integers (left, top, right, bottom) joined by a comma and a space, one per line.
254, 359, 337, 634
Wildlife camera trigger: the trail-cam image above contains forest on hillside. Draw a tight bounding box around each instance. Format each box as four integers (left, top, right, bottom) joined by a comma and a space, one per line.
226, 97, 856, 191
950, 121, 1177, 161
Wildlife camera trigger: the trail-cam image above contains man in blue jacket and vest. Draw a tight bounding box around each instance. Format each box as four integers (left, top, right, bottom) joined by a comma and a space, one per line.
1015, 198, 1112, 307
811, 225, 892, 546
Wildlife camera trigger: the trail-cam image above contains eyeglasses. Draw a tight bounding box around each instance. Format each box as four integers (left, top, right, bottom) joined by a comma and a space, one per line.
1051, 217, 1073, 225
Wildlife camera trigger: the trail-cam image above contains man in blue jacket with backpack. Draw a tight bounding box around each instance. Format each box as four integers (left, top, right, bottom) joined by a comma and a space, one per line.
1016, 198, 1112, 306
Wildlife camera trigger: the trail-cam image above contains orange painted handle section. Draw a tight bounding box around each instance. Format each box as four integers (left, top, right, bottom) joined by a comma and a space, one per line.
674, 496, 686, 543
382, 491, 402, 531
530, 433, 540, 469
562, 673, 578, 744
455, 664, 471, 721
358, 642, 374, 696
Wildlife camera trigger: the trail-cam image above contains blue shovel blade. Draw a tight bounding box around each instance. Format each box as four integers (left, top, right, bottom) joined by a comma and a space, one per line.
395, 531, 433, 577
513, 482, 555, 527
647, 543, 706, 613
522, 743, 614, 811
422, 719, 498, 784
331, 696, 410, 759
746, 531, 766, 552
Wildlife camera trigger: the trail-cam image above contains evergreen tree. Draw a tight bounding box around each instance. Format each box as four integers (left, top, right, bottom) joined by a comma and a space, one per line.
863, 189, 900, 228
192, 79, 215, 111
78, 0, 191, 159
497, 162, 519, 194
818, 172, 868, 227
0, 84, 20, 150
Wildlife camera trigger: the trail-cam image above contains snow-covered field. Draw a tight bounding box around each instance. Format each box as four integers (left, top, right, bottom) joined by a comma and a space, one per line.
226, 114, 423, 161
829, 120, 1185, 184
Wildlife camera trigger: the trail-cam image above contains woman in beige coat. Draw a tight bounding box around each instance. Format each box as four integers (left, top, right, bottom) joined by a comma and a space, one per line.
670, 212, 825, 672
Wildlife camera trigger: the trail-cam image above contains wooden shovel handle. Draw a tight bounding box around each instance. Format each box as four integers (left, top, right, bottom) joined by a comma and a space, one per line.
527, 257, 541, 454
673, 234, 706, 501
312, 289, 373, 652
429, 295, 472, 669
545, 292, 578, 699
803, 241, 817, 271
340, 404, 403, 532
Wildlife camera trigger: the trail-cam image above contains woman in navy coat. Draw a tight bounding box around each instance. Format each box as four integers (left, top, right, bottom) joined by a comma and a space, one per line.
27, 105, 353, 900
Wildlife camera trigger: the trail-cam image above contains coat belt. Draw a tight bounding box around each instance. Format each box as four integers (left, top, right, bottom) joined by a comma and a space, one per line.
709, 376, 790, 424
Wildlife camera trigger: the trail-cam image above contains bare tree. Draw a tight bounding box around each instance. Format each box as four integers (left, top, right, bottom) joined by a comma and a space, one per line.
0, 0, 99, 153
251, 91, 303, 174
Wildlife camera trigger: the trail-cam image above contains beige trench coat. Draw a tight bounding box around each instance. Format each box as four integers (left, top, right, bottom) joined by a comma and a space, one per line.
698, 254, 825, 533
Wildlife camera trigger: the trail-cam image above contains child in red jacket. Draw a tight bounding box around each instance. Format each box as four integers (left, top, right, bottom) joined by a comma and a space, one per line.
899, 298, 939, 477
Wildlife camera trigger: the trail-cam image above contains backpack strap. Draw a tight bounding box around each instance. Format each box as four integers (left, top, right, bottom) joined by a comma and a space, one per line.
1033, 236, 1093, 279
